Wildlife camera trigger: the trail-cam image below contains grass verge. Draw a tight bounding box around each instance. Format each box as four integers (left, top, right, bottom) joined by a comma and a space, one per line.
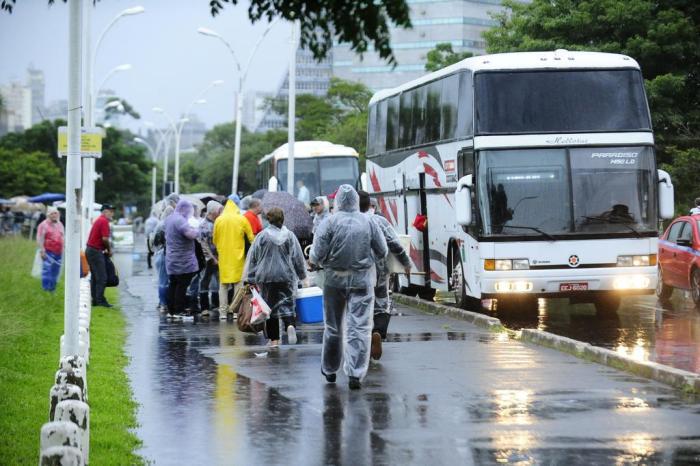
0, 237, 142, 464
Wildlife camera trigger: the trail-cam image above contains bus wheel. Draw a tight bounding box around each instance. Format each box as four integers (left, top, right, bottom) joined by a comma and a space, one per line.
450, 243, 482, 311
418, 288, 436, 301
399, 285, 419, 297
594, 294, 621, 316
656, 267, 673, 301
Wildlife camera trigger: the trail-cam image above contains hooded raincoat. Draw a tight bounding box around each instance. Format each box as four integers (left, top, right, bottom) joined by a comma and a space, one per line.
311, 196, 331, 234
164, 200, 200, 275
310, 185, 387, 380
244, 225, 307, 318
213, 200, 254, 284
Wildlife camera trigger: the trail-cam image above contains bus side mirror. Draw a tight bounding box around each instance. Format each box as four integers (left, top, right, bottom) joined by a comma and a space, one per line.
657, 169, 674, 219
456, 175, 472, 226
268, 176, 278, 192
360, 173, 369, 192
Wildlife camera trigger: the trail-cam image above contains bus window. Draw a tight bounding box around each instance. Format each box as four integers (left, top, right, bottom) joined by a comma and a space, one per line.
277, 159, 320, 197
319, 157, 359, 195
386, 96, 399, 151
377, 100, 388, 153
412, 85, 427, 146
426, 80, 442, 143
399, 92, 413, 148
456, 72, 473, 137
367, 104, 377, 155
441, 74, 459, 140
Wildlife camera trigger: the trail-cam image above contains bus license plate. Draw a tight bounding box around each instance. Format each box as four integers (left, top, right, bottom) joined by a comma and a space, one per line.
560, 282, 588, 291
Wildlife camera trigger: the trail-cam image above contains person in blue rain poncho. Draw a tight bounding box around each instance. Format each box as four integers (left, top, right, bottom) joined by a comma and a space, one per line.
243, 207, 307, 347
309, 184, 387, 390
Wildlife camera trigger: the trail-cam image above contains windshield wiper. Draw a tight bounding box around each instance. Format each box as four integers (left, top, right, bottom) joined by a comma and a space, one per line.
579, 215, 642, 238
501, 224, 556, 241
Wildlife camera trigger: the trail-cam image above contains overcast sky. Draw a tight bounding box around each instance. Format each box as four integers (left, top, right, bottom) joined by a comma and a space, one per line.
0, 0, 293, 131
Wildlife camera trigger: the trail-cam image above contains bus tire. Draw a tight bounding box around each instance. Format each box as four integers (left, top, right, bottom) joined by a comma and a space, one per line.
400, 285, 419, 297
418, 288, 436, 301
450, 243, 482, 311
656, 267, 673, 301
594, 294, 621, 316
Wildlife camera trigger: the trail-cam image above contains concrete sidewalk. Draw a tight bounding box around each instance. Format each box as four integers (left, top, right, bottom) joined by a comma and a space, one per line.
122, 268, 700, 465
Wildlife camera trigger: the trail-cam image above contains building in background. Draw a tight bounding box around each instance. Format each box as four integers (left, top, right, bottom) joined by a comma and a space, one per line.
26, 65, 46, 124
180, 113, 207, 151
241, 90, 272, 132
332, 0, 504, 90
44, 99, 68, 122
255, 46, 332, 132
0, 81, 32, 135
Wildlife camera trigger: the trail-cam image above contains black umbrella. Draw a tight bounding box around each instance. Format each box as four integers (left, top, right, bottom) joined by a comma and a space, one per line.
261, 191, 313, 240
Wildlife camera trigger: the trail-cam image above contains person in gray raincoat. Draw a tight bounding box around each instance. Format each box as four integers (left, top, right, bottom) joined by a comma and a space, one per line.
164, 199, 200, 319
359, 191, 411, 361
244, 207, 307, 347
309, 184, 387, 390
310, 196, 330, 234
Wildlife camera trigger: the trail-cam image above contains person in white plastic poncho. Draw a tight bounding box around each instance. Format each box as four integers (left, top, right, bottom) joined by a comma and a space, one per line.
244, 207, 307, 347
309, 184, 388, 390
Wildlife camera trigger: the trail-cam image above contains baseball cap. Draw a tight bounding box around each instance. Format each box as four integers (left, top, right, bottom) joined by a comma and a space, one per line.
101, 204, 115, 211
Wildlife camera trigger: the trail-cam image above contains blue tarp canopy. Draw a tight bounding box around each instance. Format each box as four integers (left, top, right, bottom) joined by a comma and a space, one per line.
28, 193, 65, 203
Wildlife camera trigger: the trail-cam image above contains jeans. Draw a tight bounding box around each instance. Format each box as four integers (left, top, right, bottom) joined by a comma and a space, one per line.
86, 246, 107, 305
41, 251, 62, 292
155, 250, 169, 306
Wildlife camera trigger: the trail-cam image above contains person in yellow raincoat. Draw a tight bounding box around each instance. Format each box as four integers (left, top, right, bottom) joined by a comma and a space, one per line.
213, 195, 254, 318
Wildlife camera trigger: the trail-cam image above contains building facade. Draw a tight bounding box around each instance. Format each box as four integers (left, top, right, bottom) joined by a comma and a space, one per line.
332, 0, 504, 90
27, 65, 46, 124
0, 81, 32, 134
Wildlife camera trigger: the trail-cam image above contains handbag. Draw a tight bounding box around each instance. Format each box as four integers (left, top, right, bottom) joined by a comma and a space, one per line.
105, 254, 120, 287
250, 286, 272, 325
235, 284, 265, 334
31, 249, 42, 279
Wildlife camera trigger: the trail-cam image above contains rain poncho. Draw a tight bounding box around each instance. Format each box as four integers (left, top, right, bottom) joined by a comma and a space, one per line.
244, 225, 307, 318
310, 185, 387, 380
312, 196, 331, 234
369, 213, 411, 316
213, 200, 254, 283
164, 200, 200, 275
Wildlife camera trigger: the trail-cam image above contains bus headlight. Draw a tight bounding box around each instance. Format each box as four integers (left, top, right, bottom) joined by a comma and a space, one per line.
613, 275, 650, 289
487, 259, 530, 271
617, 255, 656, 267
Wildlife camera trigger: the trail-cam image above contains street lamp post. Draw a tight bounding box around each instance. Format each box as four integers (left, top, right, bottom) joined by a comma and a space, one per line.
198, 22, 277, 195
152, 80, 222, 194
144, 121, 172, 197
134, 137, 157, 206
83, 4, 143, 245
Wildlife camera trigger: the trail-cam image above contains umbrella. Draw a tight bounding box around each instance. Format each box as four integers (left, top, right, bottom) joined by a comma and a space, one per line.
28, 193, 65, 203
10, 196, 44, 212
261, 191, 313, 240
251, 189, 267, 200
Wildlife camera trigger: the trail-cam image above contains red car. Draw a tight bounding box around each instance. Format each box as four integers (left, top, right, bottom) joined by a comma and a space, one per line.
657, 214, 700, 306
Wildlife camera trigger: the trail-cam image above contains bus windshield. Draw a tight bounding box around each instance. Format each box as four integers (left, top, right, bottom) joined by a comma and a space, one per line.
477, 146, 657, 238
277, 156, 359, 198
474, 69, 651, 134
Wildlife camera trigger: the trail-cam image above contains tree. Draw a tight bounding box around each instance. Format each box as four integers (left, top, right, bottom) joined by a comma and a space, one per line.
0, 147, 63, 197
661, 147, 700, 213
104, 97, 141, 121
3, 0, 412, 65
425, 43, 474, 72
0, 119, 66, 176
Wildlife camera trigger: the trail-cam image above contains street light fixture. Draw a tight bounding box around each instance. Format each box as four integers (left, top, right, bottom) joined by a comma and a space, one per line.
198, 21, 278, 195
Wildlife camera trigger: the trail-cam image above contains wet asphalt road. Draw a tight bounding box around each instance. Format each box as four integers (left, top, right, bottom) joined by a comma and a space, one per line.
116, 251, 700, 465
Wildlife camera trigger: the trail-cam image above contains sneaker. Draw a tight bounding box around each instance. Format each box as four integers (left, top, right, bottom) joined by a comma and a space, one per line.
287, 325, 297, 345
348, 376, 361, 390
268, 340, 280, 348
371, 332, 383, 360
218, 307, 228, 320
96, 301, 113, 308
172, 313, 184, 321
200, 309, 210, 318
321, 370, 336, 384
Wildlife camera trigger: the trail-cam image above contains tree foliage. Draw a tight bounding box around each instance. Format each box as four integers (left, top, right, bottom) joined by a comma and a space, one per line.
104, 97, 141, 121
484, 0, 700, 213
3, 0, 411, 64
425, 43, 474, 72
0, 147, 63, 197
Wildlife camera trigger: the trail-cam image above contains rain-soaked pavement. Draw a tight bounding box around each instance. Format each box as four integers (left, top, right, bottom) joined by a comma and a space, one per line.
114, 249, 700, 465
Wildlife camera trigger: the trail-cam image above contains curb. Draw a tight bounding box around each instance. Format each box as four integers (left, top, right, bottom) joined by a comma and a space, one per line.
393, 293, 700, 394
392, 294, 505, 331
519, 329, 700, 394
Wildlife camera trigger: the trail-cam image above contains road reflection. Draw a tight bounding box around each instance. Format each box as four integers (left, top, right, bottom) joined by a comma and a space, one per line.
483, 293, 700, 374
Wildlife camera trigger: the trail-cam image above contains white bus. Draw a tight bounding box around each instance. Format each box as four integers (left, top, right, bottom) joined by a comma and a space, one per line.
366, 50, 675, 314
257, 141, 361, 199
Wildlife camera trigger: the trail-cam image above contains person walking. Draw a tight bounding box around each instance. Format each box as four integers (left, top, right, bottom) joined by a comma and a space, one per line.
36, 206, 64, 292
86, 204, 115, 307
144, 210, 159, 269
359, 191, 412, 360
309, 184, 387, 390
244, 207, 307, 347
310, 196, 330, 234
243, 198, 264, 236
213, 194, 254, 319
164, 200, 200, 319
197, 200, 223, 318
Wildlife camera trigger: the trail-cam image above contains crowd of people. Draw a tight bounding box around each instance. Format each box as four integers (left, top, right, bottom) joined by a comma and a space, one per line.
145, 185, 411, 390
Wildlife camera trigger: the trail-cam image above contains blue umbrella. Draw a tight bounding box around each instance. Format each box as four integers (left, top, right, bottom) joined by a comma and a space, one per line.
28, 193, 65, 203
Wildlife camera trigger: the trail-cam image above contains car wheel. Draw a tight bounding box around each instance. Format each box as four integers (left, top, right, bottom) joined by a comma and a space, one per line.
691, 269, 700, 308
656, 267, 673, 301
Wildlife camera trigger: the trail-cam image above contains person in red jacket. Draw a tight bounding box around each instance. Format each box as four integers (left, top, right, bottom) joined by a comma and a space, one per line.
244, 198, 263, 236
86, 204, 114, 307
